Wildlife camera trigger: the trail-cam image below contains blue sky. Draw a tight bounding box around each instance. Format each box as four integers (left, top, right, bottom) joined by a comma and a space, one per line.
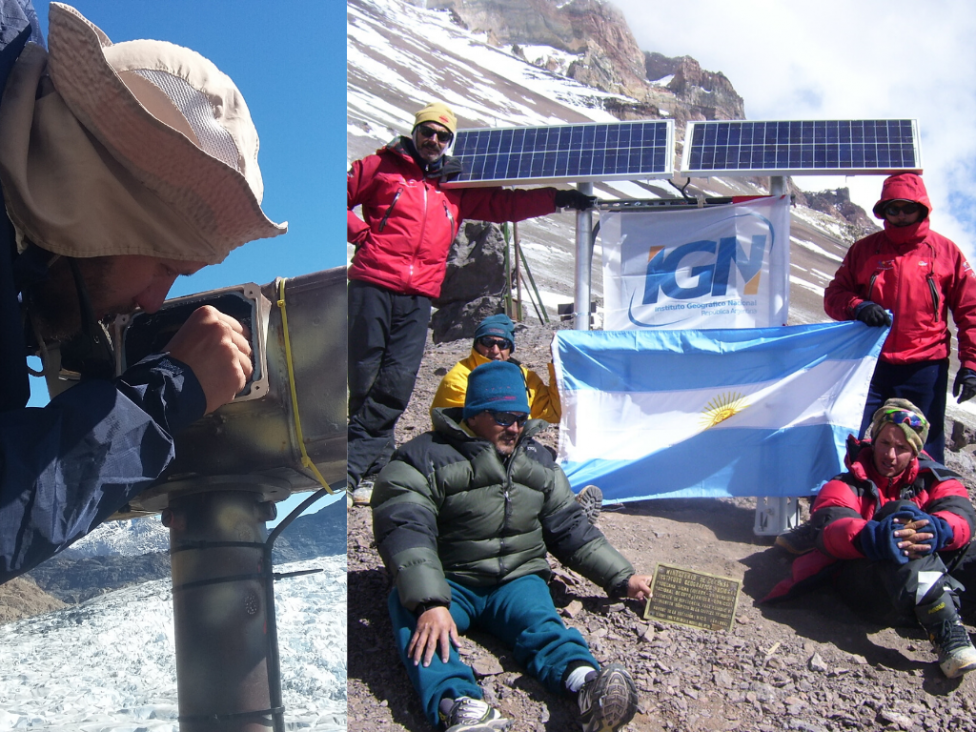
31, 1, 347, 517
614, 0, 976, 253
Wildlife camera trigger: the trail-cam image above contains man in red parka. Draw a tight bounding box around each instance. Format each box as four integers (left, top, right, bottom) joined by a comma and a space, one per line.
824, 173, 976, 463
767, 399, 976, 679
346, 102, 595, 495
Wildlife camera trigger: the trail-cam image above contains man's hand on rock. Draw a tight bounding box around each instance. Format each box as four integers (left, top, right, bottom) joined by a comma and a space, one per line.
626, 574, 654, 602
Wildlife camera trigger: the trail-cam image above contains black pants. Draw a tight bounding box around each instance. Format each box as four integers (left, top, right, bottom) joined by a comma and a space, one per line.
832, 500, 967, 627
859, 359, 948, 463
347, 280, 431, 486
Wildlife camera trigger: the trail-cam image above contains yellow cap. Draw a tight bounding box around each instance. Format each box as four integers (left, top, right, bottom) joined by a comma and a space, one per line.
414, 102, 457, 135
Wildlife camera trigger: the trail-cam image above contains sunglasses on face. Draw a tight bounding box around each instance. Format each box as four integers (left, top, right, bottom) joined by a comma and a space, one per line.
885, 202, 920, 217
416, 124, 453, 143
883, 409, 926, 432
488, 411, 528, 428
478, 336, 512, 351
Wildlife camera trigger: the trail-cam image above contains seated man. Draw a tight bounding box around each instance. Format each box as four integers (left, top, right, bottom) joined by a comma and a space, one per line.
372, 360, 652, 732
431, 314, 561, 423
766, 399, 976, 678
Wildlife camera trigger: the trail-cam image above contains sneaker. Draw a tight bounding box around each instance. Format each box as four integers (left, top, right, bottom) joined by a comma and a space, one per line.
576, 485, 603, 526
351, 478, 375, 507
577, 663, 638, 732
439, 696, 511, 732
927, 618, 976, 679
774, 522, 818, 555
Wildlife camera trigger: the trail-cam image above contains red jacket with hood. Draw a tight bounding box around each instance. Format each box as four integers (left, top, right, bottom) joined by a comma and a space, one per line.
347, 138, 557, 299
764, 436, 975, 601
824, 174, 976, 369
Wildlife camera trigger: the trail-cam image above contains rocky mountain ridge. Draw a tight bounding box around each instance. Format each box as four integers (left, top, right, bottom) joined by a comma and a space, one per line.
421, 0, 743, 126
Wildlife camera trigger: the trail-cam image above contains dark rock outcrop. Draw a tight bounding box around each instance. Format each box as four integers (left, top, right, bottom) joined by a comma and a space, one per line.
0, 577, 66, 625
794, 187, 880, 240
431, 221, 508, 342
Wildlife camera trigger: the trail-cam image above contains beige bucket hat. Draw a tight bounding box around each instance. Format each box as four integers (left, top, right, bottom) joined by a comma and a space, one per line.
0, 3, 286, 264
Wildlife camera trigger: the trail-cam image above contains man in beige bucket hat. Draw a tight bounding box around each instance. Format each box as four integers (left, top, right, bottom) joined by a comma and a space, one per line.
0, 2, 286, 584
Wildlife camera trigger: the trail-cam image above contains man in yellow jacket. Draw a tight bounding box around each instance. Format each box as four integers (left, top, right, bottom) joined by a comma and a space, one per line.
431, 314, 561, 422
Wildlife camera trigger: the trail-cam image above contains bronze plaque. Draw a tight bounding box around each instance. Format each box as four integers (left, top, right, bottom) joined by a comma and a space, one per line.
643, 563, 741, 632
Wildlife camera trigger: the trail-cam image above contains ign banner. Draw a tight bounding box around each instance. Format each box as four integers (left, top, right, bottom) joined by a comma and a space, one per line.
601, 196, 790, 330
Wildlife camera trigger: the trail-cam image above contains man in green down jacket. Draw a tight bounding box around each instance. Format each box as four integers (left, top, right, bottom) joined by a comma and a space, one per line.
372, 360, 652, 732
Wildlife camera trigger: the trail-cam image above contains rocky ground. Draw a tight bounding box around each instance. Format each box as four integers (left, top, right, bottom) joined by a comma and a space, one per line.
348, 321, 976, 732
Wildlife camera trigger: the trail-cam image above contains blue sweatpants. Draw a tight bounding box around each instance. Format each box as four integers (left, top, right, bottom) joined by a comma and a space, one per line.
389, 574, 598, 728
859, 358, 948, 463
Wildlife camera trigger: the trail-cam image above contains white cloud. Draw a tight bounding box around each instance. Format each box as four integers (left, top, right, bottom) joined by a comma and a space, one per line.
611, 0, 976, 252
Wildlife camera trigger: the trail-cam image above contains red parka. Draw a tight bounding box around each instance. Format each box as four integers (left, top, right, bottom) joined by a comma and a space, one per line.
347, 138, 557, 299
765, 436, 975, 601
823, 174, 976, 370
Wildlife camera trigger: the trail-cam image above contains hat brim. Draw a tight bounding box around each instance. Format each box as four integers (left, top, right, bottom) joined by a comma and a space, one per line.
46, 3, 285, 259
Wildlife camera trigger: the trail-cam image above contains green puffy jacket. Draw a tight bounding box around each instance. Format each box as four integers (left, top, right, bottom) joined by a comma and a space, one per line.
372, 408, 635, 612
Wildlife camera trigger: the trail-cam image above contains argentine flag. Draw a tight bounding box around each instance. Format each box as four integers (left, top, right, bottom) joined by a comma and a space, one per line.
554, 322, 888, 503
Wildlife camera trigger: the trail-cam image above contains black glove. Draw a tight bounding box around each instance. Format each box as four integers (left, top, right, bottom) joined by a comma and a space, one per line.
554, 189, 597, 211
954, 367, 976, 404
853, 302, 892, 328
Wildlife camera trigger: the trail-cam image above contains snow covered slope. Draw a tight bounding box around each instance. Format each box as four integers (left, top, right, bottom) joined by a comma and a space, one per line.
347, 0, 854, 324
0, 556, 346, 731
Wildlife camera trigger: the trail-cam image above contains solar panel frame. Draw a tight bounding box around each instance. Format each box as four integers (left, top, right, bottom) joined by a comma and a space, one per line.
680, 119, 922, 176
442, 120, 675, 188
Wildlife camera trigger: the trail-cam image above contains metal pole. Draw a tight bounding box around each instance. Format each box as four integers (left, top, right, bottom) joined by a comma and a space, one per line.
574, 182, 594, 331
769, 175, 787, 196
164, 488, 281, 731
514, 222, 523, 321
754, 174, 800, 537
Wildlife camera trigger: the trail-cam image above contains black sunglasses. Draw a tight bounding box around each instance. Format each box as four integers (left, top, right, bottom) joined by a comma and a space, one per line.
488, 411, 528, 427
416, 124, 453, 143
885, 202, 921, 217
477, 336, 512, 351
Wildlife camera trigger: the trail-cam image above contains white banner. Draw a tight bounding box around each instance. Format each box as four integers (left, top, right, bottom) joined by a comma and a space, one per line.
601, 196, 791, 330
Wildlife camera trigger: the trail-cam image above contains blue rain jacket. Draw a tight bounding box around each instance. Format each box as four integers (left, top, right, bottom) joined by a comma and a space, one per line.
0, 5, 206, 583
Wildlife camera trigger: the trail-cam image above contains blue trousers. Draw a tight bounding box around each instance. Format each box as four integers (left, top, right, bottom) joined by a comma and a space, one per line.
389, 575, 598, 727
859, 359, 948, 463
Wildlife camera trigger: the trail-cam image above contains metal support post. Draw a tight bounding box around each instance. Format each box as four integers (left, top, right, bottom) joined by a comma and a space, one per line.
573, 182, 595, 331
754, 173, 797, 537
164, 487, 282, 731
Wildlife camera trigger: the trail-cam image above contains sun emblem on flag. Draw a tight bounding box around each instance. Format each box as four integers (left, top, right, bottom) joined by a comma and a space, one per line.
700, 392, 749, 429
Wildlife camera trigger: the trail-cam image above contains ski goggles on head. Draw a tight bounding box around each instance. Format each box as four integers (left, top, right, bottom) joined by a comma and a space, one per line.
881, 408, 927, 433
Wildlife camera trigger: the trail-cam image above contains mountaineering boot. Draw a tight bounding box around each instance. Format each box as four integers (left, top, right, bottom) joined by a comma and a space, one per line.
916, 591, 976, 679
774, 521, 818, 555
351, 476, 375, 507
577, 663, 639, 732
439, 696, 512, 732
576, 485, 603, 526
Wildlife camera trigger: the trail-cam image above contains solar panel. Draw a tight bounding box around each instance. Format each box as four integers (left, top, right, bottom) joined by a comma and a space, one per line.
443, 120, 674, 188
681, 119, 922, 176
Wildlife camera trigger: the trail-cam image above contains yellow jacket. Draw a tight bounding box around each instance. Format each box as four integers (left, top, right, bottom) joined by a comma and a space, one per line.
430, 349, 561, 423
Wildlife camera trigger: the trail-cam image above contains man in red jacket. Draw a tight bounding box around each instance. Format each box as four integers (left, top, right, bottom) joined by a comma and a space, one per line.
346, 102, 595, 494
767, 400, 976, 678
824, 173, 976, 463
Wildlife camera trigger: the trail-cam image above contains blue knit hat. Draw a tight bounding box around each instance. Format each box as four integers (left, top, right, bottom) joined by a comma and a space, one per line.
463, 361, 530, 420
474, 314, 516, 352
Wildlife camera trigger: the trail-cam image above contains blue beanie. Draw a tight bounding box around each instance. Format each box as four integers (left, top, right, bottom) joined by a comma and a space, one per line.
463, 361, 530, 420
474, 314, 516, 352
